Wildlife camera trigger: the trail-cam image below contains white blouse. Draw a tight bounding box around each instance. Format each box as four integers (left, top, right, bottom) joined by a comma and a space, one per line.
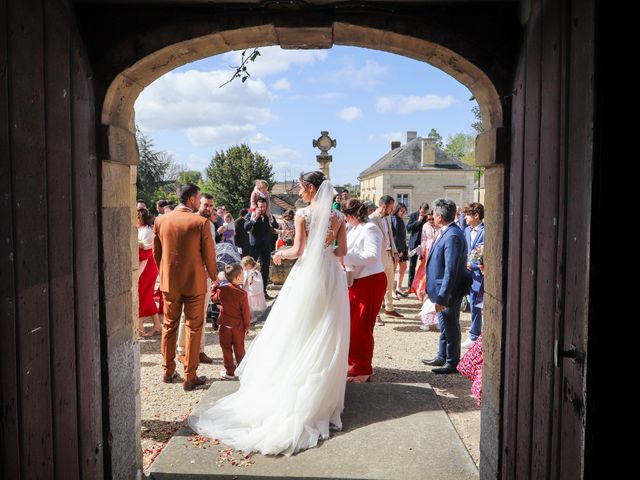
137, 225, 153, 250
343, 222, 385, 279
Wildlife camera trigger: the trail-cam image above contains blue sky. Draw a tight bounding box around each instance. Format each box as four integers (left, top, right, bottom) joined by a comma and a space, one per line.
135, 45, 477, 185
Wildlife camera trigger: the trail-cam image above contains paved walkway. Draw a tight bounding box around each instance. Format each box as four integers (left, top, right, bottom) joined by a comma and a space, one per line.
148, 381, 478, 480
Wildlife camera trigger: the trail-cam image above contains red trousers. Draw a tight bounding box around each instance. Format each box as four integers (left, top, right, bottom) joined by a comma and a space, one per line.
348, 272, 387, 376
219, 326, 246, 376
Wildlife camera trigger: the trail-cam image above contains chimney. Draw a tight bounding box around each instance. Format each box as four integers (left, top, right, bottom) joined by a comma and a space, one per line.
406, 131, 417, 143
421, 137, 436, 167
391, 141, 401, 150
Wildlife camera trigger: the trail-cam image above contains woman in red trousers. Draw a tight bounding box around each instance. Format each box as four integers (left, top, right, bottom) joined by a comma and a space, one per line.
342, 199, 387, 383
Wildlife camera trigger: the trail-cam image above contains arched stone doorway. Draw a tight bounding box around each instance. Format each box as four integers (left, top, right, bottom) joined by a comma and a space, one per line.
100, 21, 508, 479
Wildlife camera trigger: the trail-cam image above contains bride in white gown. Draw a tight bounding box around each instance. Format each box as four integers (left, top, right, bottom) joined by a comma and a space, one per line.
189, 171, 350, 456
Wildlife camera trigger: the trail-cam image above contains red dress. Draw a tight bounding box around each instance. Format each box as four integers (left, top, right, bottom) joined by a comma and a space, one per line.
457, 334, 483, 405
138, 244, 159, 317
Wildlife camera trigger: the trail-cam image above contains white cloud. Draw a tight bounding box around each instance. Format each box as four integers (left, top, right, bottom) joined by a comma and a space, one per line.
186, 125, 256, 146
135, 69, 278, 146
272, 78, 292, 91
318, 92, 345, 102
256, 146, 302, 165
337, 106, 363, 122
222, 47, 327, 78
313, 59, 389, 89
249, 133, 272, 144
376, 94, 456, 114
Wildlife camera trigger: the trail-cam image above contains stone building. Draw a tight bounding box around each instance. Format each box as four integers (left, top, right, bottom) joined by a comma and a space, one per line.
359, 132, 476, 211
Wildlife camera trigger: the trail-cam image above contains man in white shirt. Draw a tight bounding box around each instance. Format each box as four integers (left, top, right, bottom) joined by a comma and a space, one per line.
369, 195, 403, 319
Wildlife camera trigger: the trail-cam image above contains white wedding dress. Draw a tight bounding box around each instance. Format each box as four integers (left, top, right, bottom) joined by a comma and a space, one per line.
189, 181, 350, 456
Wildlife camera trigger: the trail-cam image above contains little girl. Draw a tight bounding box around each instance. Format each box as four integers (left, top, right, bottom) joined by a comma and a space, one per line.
241, 256, 267, 322
249, 179, 272, 220
222, 212, 235, 245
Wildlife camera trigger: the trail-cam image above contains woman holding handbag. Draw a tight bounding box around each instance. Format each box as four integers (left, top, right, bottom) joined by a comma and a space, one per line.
342, 199, 387, 383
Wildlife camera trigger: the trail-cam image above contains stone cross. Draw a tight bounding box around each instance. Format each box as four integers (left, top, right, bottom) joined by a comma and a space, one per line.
312, 131, 336, 179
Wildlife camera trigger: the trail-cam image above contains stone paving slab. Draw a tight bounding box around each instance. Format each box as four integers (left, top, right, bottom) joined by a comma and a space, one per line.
148, 382, 478, 480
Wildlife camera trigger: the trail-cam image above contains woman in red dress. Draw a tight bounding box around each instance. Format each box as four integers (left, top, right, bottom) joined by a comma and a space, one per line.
342, 199, 387, 383
137, 208, 161, 336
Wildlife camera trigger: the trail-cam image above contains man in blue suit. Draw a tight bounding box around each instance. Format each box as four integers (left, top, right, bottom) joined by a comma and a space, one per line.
406, 202, 430, 290
421, 198, 471, 374
462, 203, 485, 348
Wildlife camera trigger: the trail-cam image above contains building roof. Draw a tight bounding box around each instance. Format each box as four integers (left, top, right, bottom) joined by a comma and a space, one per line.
359, 136, 475, 178
270, 194, 297, 215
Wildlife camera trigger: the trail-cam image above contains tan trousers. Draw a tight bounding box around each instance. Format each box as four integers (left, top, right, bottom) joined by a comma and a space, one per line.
382, 250, 395, 311
162, 291, 205, 382
177, 278, 211, 354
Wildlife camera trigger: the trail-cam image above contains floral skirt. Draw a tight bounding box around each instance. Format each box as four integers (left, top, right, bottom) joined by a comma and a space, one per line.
457, 334, 483, 405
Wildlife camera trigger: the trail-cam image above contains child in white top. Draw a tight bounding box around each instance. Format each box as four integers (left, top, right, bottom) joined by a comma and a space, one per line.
241, 256, 267, 322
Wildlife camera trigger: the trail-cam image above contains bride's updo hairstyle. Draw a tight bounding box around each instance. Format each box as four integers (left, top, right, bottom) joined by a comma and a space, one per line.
342, 199, 369, 223
299, 170, 326, 191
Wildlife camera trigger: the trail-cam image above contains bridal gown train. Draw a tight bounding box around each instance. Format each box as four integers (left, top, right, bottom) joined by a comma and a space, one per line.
189, 182, 350, 456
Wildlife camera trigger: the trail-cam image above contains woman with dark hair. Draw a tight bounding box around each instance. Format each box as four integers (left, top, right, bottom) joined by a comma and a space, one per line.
191, 170, 351, 456
276, 209, 295, 247
136, 207, 161, 336
342, 198, 387, 383
391, 202, 409, 298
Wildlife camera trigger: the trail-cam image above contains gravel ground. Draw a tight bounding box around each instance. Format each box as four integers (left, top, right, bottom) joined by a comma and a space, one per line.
140, 290, 480, 473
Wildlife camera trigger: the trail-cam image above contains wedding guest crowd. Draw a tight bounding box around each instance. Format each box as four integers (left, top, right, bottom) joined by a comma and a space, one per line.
139, 176, 486, 399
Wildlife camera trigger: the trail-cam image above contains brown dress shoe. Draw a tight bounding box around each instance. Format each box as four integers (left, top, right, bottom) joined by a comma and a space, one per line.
183, 376, 207, 391
199, 352, 214, 364
163, 371, 179, 383
384, 310, 404, 318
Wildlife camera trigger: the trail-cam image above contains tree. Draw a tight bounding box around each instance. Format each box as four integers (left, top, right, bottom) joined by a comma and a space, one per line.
135, 127, 175, 209
426, 128, 444, 150
337, 182, 361, 199
445, 132, 483, 183
204, 144, 274, 215
469, 96, 484, 134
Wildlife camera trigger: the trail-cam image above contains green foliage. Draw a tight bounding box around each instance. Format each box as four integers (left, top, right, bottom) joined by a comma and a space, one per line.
469, 96, 484, 134
426, 128, 444, 150
135, 127, 175, 211
444, 131, 484, 183
337, 182, 361, 199
204, 144, 274, 215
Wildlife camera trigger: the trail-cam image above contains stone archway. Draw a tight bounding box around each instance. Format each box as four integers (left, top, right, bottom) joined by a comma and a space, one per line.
100, 23, 506, 478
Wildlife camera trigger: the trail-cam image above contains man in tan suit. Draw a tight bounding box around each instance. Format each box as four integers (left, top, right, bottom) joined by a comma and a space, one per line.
153, 183, 217, 391
369, 195, 404, 320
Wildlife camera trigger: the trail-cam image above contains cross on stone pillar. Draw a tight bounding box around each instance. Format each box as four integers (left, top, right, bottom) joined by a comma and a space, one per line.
312, 131, 336, 179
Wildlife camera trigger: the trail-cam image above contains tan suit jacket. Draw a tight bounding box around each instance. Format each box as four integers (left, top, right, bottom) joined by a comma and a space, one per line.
153, 206, 217, 295
369, 210, 397, 256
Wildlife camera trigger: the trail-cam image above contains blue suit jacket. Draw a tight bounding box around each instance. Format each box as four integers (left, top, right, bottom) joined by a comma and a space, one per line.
426, 223, 471, 307
464, 223, 485, 293
406, 211, 427, 249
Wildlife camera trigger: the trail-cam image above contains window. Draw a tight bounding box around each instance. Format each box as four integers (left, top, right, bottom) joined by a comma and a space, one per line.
396, 193, 409, 209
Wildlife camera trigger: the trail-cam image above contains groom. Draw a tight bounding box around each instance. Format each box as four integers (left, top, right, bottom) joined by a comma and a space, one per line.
421, 198, 471, 374
153, 183, 218, 391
